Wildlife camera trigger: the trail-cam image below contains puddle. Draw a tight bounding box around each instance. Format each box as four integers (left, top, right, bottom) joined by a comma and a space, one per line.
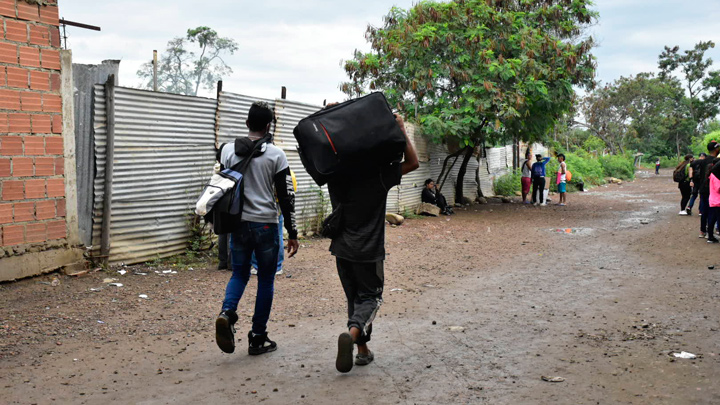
549, 228, 595, 236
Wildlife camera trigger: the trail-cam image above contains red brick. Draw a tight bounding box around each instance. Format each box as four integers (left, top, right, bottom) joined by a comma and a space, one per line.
2, 224, 24, 246
24, 178, 44, 198
20, 91, 42, 111
38, 4, 58, 25
0, 0, 16, 18
0, 158, 9, 176
25, 222, 45, 243
35, 199, 54, 219
0, 42, 18, 63
0, 89, 21, 109
31, 114, 51, 133
8, 113, 31, 133
29, 70, 49, 90
19, 45, 39, 67
0, 66, 6, 87
29, 24, 49, 46
5, 19, 28, 42
6, 66, 29, 88
0, 136, 23, 155
54, 157, 63, 175
51, 114, 61, 133
16, 1, 38, 22
34, 156, 53, 175
0, 202, 11, 224
46, 177, 62, 197
2, 180, 23, 200
46, 219, 64, 240
13, 200, 34, 222
55, 198, 64, 217
0, 113, 7, 132
45, 136, 62, 154
11, 156, 32, 176
40, 48, 59, 69
23, 135, 44, 155
48, 25, 60, 47
42, 93, 61, 112
49, 72, 60, 91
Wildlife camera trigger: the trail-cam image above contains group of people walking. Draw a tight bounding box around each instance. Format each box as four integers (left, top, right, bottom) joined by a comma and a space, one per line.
212, 101, 420, 374
520, 148, 569, 206
674, 141, 720, 243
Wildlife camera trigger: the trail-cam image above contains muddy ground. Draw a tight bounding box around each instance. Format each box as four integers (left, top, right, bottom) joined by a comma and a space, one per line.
1, 169, 719, 405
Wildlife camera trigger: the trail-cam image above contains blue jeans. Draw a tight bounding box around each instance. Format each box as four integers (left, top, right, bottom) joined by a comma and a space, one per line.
222, 222, 279, 335
700, 194, 710, 233
251, 214, 284, 271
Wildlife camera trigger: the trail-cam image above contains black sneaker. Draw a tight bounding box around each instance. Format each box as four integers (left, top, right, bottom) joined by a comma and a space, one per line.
217, 262, 229, 270
215, 310, 238, 353
248, 331, 277, 355
708, 238, 719, 244
686, 208, 692, 216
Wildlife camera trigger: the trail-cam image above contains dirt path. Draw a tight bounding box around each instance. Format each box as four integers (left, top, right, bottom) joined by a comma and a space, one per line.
2, 169, 719, 404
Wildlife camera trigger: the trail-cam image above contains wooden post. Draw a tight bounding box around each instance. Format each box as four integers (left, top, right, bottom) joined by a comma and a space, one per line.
152, 50, 158, 91
100, 75, 116, 266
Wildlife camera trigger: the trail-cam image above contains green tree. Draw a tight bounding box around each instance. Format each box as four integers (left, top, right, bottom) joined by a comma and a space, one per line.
341, 0, 597, 201
582, 135, 605, 153
137, 26, 238, 96
658, 41, 720, 128
577, 74, 692, 157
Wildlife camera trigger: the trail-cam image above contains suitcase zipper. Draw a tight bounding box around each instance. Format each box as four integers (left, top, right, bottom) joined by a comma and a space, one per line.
318, 122, 338, 155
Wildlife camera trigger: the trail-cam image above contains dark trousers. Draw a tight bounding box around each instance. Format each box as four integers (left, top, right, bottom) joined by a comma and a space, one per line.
336, 258, 384, 345
708, 207, 720, 240
700, 194, 710, 233
222, 222, 279, 335
679, 182, 692, 210
688, 185, 700, 209
218, 234, 231, 268
532, 176, 545, 204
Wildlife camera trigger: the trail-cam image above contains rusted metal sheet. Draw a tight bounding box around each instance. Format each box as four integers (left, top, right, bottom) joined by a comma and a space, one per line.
92, 86, 217, 264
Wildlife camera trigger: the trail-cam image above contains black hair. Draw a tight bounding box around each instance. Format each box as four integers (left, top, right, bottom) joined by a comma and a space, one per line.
247, 101, 274, 132
557, 153, 566, 160
425, 178, 434, 186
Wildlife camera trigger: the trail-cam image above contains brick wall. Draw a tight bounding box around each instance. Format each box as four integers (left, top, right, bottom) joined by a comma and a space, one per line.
0, 0, 65, 248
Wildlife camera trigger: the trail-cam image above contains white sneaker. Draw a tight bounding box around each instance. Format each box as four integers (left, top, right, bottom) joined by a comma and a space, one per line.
275, 268, 283, 275
250, 268, 258, 275
678, 210, 688, 216
540, 203, 547, 206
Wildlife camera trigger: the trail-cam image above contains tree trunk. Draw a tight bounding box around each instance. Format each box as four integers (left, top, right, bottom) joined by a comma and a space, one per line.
436, 148, 465, 193
512, 136, 518, 170
476, 153, 485, 198
454, 146, 474, 204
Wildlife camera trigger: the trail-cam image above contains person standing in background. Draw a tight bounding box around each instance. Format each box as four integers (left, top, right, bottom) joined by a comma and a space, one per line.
520, 148, 533, 204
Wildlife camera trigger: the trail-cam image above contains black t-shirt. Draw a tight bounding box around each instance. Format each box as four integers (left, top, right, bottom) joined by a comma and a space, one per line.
328, 162, 402, 262
699, 157, 719, 195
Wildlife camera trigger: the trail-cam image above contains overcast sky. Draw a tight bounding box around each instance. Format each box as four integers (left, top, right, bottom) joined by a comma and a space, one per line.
60, 0, 720, 105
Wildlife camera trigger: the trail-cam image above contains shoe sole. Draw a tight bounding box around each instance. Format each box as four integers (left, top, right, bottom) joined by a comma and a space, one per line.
336, 332, 354, 373
215, 317, 235, 354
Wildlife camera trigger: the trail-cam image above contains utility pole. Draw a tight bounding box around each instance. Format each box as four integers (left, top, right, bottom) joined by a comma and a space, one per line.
153, 50, 158, 91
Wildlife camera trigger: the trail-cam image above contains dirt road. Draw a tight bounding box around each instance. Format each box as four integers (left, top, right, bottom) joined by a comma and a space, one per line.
2, 169, 719, 404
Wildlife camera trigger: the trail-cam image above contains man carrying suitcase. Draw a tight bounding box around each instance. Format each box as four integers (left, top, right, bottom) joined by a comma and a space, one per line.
214, 101, 299, 355
328, 113, 419, 373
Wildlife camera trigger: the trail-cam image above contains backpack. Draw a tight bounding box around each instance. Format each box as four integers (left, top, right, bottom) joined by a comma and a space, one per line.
673, 165, 687, 183
566, 170, 572, 182
196, 136, 269, 235
531, 162, 544, 178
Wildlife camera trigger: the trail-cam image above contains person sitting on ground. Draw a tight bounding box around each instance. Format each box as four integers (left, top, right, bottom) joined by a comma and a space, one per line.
674, 154, 693, 216
421, 179, 453, 215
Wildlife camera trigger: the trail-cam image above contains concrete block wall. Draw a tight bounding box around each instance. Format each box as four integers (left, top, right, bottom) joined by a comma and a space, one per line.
0, 0, 79, 279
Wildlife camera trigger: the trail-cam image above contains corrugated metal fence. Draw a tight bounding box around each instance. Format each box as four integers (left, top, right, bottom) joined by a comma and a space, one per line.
90, 86, 542, 265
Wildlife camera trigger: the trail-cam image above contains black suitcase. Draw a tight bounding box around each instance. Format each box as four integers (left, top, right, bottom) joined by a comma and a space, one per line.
293, 92, 406, 186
